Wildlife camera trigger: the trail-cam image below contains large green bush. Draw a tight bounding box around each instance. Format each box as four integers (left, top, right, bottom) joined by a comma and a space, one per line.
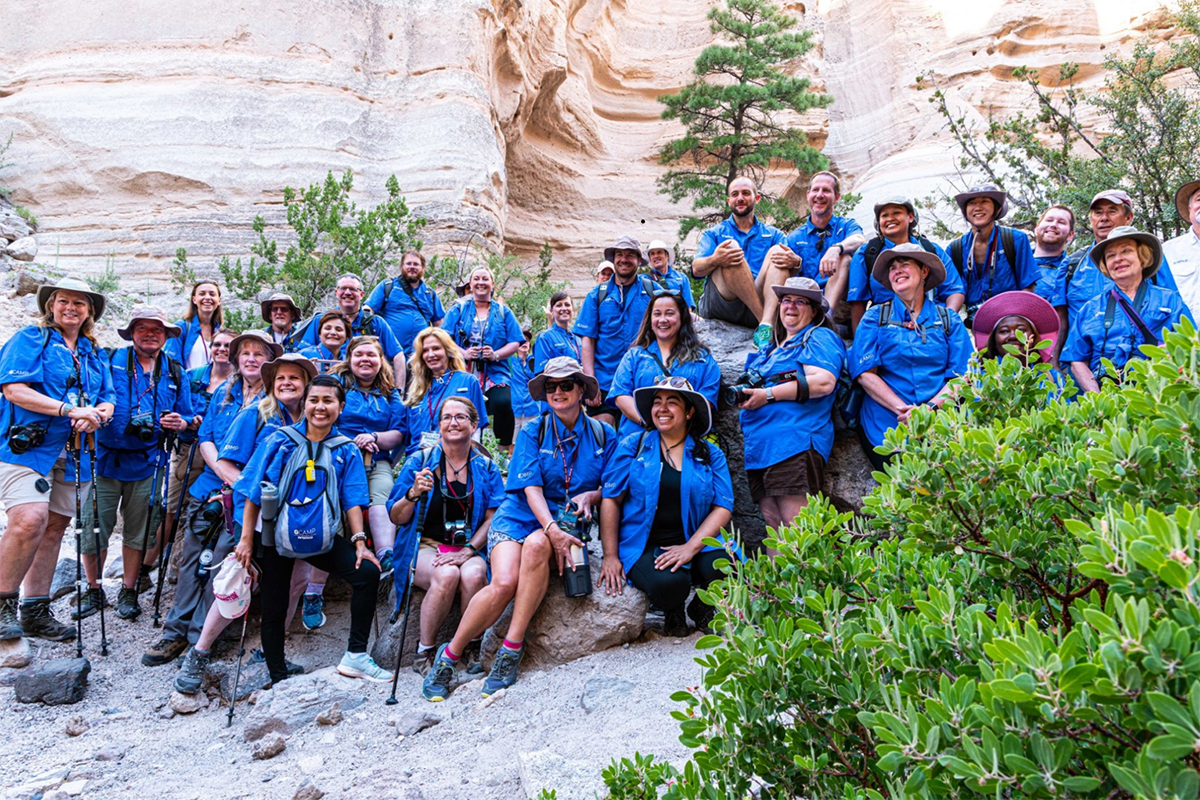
600, 322, 1200, 800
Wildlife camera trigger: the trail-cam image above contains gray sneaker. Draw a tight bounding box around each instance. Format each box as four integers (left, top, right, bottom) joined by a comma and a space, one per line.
114, 587, 141, 620
174, 647, 211, 695
421, 644, 457, 702
411, 648, 436, 677
482, 644, 524, 697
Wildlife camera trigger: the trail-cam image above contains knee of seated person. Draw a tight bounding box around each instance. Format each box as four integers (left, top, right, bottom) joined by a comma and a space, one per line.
431, 564, 462, 589
523, 531, 551, 558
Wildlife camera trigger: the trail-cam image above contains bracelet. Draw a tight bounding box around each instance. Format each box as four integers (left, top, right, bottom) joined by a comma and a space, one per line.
465, 543, 479, 556
370, 432, 379, 442
59, 402, 68, 418
405, 490, 419, 502
350, 532, 367, 544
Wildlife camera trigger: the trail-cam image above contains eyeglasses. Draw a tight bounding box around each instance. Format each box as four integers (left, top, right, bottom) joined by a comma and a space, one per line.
211, 343, 232, 350
543, 379, 579, 394
779, 296, 815, 308
336, 286, 363, 294
440, 413, 472, 423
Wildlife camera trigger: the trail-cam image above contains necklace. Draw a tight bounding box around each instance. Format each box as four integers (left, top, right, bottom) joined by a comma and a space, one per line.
444, 454, 470, 476
661, 438, 684, 470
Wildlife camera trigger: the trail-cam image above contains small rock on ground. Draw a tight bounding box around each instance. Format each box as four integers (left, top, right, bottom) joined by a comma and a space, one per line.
395, 709, 441, 736
49, 557, 78, 601
64, 715, 90, 736
252, 732, 287, 760
169, 690, 209, 714
315, 702, 342, 725
0, 636, 32, 669
293, 778, 325, 800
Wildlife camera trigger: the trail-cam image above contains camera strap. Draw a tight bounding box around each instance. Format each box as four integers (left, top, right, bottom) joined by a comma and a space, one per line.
125, 347, 161, 420
439, 451, 473, 521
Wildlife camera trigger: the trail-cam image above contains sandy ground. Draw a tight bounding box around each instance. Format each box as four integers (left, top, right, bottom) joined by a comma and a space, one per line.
0, 521, 703, 800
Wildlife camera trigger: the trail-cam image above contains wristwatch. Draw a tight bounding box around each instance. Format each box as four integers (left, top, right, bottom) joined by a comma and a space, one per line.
833, 243, 845, 255
765, 386, 776, 403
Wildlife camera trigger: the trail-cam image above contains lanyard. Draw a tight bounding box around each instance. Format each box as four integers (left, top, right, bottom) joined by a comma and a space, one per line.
967, 230, 999, 299
125, 348, 160, 416
425, 374, 454, 426
439, 453, 473, 519
551, 416, 579, 495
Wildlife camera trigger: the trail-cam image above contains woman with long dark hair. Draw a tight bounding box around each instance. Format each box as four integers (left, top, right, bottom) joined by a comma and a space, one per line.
166, 280, 224, 369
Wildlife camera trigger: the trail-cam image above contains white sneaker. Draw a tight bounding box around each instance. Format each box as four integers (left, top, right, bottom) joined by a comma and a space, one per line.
337, 651, 391, 682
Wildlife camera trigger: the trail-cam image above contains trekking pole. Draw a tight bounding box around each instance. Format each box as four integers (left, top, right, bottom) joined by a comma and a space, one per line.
68, 431, 85, 659
136, 432, 169, 599
85, 432, 109, 656
226, 605, 251, 728
385, 538, 422, 705
153, 439, 196, 626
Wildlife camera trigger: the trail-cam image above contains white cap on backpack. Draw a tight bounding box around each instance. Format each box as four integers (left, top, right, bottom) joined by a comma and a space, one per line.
212, 554, 253, 620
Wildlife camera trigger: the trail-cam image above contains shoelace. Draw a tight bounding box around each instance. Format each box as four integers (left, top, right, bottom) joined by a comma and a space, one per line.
493, 650, 519, 675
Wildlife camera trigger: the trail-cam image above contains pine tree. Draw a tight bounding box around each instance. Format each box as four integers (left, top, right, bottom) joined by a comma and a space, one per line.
658, 0, 832, 237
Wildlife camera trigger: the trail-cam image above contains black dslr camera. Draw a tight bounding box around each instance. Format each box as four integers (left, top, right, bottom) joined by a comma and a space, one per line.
8, 423, 47, 455
721, 369, 765, 407
124, 411, 157, 444
442, 519, 469, 547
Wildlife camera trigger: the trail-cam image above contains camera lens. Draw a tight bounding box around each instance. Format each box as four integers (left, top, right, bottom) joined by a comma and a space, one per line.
9, 432, 29, 455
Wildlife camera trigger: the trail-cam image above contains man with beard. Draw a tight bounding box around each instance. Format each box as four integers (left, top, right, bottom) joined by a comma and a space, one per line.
754, 171, 864, 346
301, 273, 406, 382
1032, 205, 1076, 303
574, 236, 657, 428
1163, 179, 1200, 318
367, 250, 446, 361
691, 176, 788, 330
846, 196, 965, 334
260, 293, 306, 353
1053, 189, 1180, 357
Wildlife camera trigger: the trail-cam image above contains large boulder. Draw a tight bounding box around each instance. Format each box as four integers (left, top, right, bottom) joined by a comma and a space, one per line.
0, 207, 32, 243
693, 316, 876, 548
480, 538, 648, 669
370, 587, 462, 670
4, 236, 37, 262
241, 668, 367, 741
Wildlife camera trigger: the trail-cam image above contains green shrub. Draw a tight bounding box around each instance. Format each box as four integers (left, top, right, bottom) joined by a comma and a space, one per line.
600, 322, 1200, 799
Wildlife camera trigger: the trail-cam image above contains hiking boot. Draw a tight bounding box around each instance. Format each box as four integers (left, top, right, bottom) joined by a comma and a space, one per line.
143, 637, 188, 666
411, 648, 436, 677
421, 644, 457, 702
0, 595, 23, 641
753, 323, 773, 351
114, 587, 141, 620
482, 644, 524, 697
174, 647, 211, 695
71, 587, 107, 621
687, 594, 715, 635
462, 639, 485, 675
249, 649, 305, 676
136, 565, 154, 594
20, 598, 76, 642
336, 651, 390, 682
301, 593, 326, 630
664, 607, 690, 638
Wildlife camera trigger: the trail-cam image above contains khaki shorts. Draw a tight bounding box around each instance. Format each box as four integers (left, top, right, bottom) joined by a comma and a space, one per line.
166, 442, 206, 512
79, 475, 161, 555
365, 458, 395, 506
0, 458, 88, 518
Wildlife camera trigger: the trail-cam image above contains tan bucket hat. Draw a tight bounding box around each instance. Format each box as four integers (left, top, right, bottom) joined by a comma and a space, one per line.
871, 243, 947, 291
229, 329, 284, 361
37, 277, 107, 321
259, 293, 301, 324
1092, 225, 1162, 280
261, 352, 318, 387
117, 307, 182, 341
1175, 180, 1200, 224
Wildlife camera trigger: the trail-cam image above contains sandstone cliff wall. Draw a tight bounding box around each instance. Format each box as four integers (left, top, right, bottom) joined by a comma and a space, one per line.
0, 0, 1180, 296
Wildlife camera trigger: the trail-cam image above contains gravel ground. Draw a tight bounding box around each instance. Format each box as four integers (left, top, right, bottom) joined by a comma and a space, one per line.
0, 525, 704, 800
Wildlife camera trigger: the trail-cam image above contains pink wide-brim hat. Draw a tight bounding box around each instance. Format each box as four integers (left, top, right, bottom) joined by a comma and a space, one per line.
972, 291, 1059, 363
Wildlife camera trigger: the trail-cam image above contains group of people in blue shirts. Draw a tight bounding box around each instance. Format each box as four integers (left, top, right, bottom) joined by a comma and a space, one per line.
1, 171, 1197, 705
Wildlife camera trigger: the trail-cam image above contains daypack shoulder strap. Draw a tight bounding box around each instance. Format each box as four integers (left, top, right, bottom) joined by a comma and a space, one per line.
999, 226, 1016, 272
863, 237, 885, 275
917, 236, 938, 255
878, 299, 893, 327
949, 238, 965, 274
1064, 249, 1088, 288
586, 416, 607, 451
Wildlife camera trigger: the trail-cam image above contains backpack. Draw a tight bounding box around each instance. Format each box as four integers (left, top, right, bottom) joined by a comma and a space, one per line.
530, 411, 608, 453
595, 276, 660, 307
947, 227, 1017, 292
271, 426, 354, 558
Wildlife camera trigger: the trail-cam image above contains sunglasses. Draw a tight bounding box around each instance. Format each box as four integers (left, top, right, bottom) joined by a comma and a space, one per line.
652, 289, 682, 298
654, 375, 692, 390
543, 379, 579, 394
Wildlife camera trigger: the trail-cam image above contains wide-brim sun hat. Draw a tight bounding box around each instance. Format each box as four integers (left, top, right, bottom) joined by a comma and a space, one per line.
1175, 180, 1200, 225
229, 329, 284, 361
117, 307, 183, 341
259, 292, 301, 323
261, 352, 319, 387
36, 277, 107, 322
871, 242, 947, 291
1091, 225, 1162, 281
527, 356, 600, 402
633, 376, 712, 438
954, 184, 1009, 222
971, 291, 1058, 363
771, 276, 829, 321
603, 235, 647, 266
646, 239, 675, 268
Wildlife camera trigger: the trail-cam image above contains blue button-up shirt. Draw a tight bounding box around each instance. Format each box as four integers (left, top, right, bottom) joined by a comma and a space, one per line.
95, 347, 194, 482
366, 278, 445, 357
608, 344, 721, 438
849, 301, 974, 448
740, 324, 847, 468
163, 318, 212, 370
188, 379, 264, 502
510, 356, 539, 418
846, 237, 966, 306
694, 215, 787, 282
1060, 283, 1193, 374
402, 371, 489, 456
646, 267, 696, 308
573, 278, 656, 392
1033, 253, 1068, 303
0, 326, 115, 480
602, 430, 737, 572
1054, 244, 1179, 333
298, 309, 403, 363
488, 412, 616, 544
338, 384, 406, 463
440, 299, 525, 387
786, 215, 864, 288
952, 227, 1040, 306
532, 325, 582, 373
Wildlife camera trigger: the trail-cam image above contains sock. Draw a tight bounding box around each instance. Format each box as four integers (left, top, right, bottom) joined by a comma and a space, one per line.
376, 547, 391, 559
194, 647, 210, 657
444, 646, 461, 662
503, 638, 523, 651
417, 643, 435, 654
0, 591, 17, 602
20, 595, 49, 606
306, 584, 325, 596
139, 564, 152, 574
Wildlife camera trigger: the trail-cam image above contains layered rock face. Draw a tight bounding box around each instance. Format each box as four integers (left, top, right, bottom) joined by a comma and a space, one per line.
0, 0, 1178, 293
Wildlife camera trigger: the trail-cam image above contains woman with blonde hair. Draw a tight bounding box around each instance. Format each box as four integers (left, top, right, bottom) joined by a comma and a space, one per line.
402, 327, 488, 456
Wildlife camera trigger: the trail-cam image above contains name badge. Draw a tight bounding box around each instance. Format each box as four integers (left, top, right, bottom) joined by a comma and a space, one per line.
420, 431, 439, 450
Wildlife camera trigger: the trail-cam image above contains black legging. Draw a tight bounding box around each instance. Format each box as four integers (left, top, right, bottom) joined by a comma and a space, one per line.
626, 547, 725, 612
257, 535, 380, 682
857, 425, 893, 473
485, 384, 514, 446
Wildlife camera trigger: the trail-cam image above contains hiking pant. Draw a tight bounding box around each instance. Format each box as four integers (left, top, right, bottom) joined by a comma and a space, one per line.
162, 495, 234, 644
